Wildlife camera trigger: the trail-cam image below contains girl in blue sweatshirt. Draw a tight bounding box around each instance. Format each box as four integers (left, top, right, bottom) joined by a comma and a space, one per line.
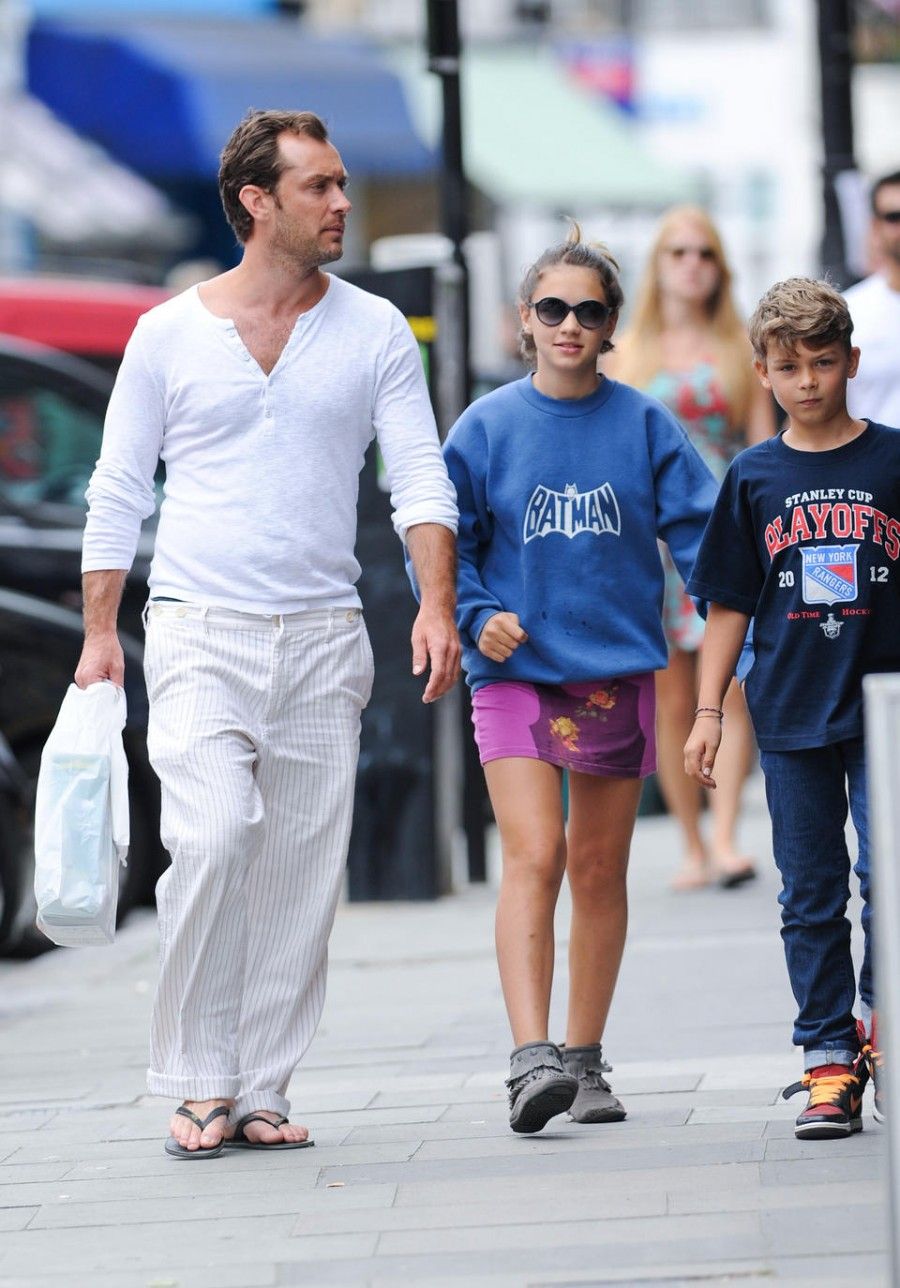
444, 226, 718, 1133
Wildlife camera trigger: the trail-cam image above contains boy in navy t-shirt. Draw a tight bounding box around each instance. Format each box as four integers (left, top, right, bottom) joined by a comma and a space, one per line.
684, 277, 900, 1140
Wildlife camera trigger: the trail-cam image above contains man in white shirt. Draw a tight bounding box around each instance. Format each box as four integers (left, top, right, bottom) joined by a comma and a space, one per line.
845, 169, 900, 428
75, 110, 460, 1159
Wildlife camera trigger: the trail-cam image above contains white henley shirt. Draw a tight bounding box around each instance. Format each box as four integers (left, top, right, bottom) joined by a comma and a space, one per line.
844, 273, 900, 429
82, 275, 459, 614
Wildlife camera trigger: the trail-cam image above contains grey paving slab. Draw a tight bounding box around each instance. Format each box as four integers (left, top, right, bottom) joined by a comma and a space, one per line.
763, 1130, 886, 1162
53, 1147, 323, 1183
29, 1187, 377, 1230
0, 1209, 37, 1233
768, 1253, 888, 1283
373, 1086, 508, 1108
392, 1163, 765, 1209
315, 1138, 767, 1189
760, 1203, 889, 1257
0, 1113, 56, 1135
1, 1137, 173, 1166
0, 1269, 278, 1288
0, 1163, 73, 1186
370, 1267, 774, 1288
0, 1172, 393, 1208
0, 1219, 371, 1275
688, 1103, 799, 1124
274, 1235, 770, 1283
761, 1154, 888, 1188
292, 1187, 668, 1238
277, 1105, 447, 1131
410, 1119, 765, 1161
377, 1210, 764, 1258
669, 1177, 884, 1215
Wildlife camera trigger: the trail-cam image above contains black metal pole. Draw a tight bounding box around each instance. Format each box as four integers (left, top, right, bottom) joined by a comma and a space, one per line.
817, 0, 857, 286
426, 0, 486, 883
427, 0, 469, 302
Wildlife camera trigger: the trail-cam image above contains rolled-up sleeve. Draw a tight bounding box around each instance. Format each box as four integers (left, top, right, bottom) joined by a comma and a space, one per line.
372, 309, 459, 541
81, 321, 164, 573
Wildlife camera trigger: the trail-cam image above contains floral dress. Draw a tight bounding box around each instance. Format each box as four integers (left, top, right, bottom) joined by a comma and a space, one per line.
645, 362, 744, 652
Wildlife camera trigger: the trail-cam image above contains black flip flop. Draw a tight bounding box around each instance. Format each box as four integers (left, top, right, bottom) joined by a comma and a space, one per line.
225, 1112, 315, 1151
164, 1104, 230, 1160
718, 865, 757, 890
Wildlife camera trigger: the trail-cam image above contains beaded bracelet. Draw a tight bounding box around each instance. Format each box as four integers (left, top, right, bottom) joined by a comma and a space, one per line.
694, 706, 724, 719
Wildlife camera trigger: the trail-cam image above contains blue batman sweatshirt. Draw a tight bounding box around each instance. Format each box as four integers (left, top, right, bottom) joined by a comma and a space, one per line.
443, 375, 719, 691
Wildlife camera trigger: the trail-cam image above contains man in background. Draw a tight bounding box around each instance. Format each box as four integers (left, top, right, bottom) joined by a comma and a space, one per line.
845, 169, 900, 428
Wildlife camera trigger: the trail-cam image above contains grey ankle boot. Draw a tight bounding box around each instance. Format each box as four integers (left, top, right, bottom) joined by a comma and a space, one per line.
560, 1044, 626, 1123
506, 1041, 578, 1134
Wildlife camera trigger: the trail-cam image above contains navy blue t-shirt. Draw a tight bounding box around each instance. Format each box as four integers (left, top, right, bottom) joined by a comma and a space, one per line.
687, 422, 900, 750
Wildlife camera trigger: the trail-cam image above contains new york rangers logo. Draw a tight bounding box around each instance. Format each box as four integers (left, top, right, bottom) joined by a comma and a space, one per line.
523, 482, 621, 544
801, 543, 859, 606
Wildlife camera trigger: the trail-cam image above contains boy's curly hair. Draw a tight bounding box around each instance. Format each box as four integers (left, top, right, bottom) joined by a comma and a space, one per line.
748, 277, 854, 363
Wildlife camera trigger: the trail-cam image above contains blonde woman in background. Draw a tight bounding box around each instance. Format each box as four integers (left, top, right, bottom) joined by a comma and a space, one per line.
609, 206, 775, 891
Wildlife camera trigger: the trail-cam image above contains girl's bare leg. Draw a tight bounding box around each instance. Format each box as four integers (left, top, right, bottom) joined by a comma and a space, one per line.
485, 757, 567, 1045
654, 650, 709, 888
564, 774, 642, 1046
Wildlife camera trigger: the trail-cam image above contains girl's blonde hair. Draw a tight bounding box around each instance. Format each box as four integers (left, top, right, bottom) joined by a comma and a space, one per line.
517, 220, 624, 370
614, 205, 754, 428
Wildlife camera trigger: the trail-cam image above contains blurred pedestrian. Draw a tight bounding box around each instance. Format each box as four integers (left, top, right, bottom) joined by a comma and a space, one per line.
443, 224, 717, 1134
609, 207, 775, 891
75, 109, 459, 1159
685, 277, 899, 1138
845, 170, 900, 428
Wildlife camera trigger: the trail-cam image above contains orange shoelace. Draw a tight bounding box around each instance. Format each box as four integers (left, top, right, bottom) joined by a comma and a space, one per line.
802, 1069, 858, 1107
860, 1036, 883, 1071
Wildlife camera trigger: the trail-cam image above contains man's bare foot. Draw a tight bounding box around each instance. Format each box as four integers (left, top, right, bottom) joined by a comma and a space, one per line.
168, 1099, 233, 1152
228, 1111, 310, 1146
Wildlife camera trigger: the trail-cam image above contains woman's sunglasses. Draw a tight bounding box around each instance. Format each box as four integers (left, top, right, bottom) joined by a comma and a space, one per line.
664, 245, 717, 262
528, 297, 611, 329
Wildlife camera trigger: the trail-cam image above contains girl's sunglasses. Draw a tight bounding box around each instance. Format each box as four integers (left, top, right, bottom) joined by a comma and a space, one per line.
529, 297, 611, 329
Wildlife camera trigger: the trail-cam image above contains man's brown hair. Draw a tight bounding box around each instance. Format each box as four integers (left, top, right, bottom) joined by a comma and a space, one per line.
748, 277, 854, 363
219, 109, 329, 243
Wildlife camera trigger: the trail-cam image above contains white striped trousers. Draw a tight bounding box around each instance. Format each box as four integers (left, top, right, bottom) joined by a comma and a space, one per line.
142, 601, 374, 1120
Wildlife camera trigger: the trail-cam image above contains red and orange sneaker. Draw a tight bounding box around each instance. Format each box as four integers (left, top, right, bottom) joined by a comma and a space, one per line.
782, 1064, 865, 1139
856, 1017, 884, 1123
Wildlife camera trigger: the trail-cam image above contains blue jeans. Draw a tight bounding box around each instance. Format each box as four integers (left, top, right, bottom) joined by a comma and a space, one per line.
759, 737, 871, 1071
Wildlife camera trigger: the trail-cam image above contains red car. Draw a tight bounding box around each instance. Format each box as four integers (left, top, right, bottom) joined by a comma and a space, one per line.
0, 278, 170, 374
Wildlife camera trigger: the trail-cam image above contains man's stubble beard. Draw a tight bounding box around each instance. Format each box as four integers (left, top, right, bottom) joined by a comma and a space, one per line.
271, 217, 344, 273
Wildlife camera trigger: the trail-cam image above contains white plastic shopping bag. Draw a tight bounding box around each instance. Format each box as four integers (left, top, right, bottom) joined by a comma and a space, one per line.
33, 681, 129, 947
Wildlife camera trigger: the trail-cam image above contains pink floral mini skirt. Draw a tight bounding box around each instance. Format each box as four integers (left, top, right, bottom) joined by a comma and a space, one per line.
471, 675, 656, 778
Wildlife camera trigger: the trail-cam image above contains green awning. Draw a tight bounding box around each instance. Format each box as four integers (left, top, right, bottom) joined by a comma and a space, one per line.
394, 45, 697, 209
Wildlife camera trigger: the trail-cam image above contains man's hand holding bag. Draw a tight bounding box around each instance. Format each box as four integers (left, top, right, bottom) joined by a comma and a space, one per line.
33, 681, 129, 947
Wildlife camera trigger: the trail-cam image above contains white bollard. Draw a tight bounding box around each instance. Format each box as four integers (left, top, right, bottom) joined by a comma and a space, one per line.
863, 672, 900, 1278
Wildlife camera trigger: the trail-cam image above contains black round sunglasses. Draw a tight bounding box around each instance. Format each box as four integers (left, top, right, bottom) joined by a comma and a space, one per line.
528, 297, 611, 330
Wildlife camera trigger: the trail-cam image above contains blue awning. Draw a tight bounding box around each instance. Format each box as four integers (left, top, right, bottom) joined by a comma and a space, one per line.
26, 17, 435, 182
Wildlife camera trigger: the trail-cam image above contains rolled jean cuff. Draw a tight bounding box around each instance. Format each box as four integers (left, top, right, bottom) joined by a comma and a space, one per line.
803, 1046, 857, 1071
146, 1071, 240, 1100
232, 1090, 290, 1122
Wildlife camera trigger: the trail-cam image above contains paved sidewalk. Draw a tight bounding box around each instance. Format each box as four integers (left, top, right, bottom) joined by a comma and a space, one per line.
0, 778, 888, 1286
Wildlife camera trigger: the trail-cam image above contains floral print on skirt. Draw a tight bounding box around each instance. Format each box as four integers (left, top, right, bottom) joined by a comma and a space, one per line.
471, 675, 656, 778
